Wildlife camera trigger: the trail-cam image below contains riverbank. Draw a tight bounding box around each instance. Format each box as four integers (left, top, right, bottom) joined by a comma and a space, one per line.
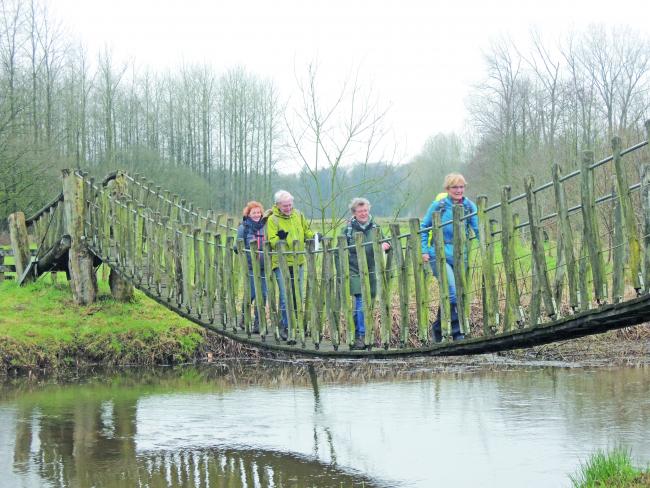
1, 278, 648, 375
0, 279, 258, 375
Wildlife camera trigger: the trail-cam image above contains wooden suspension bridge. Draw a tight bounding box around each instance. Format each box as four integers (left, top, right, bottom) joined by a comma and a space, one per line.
7, 123, 650, 358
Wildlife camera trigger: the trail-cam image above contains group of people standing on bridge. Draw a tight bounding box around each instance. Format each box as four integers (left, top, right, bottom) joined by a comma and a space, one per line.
235, 172, 478, 348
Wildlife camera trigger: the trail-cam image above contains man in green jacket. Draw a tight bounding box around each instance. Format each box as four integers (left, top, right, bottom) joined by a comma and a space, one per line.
267, 190, 315, 340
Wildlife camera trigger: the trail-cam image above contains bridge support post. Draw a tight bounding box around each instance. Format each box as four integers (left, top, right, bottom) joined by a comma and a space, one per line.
106, 172, 134, 302
8, 211, 32, 283
62, 169, 97, 305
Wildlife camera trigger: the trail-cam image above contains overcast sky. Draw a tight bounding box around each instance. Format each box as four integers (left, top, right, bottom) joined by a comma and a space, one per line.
52, 0, 649, 166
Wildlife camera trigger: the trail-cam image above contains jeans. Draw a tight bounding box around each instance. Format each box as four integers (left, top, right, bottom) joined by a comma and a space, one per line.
273, 266, 304, 328
428, 257, 457, 305
353, 294, 365, 337
247, 269, 267, 321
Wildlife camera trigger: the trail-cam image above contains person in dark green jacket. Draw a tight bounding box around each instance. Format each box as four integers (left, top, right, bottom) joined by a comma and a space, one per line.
342, 198, 391, 349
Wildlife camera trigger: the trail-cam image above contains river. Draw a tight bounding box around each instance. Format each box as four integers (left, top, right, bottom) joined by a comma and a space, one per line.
1, 359, 649, 487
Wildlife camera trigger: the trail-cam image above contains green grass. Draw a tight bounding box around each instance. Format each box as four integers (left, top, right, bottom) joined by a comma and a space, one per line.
569, 448, 650, 488
0, 276, 209, 373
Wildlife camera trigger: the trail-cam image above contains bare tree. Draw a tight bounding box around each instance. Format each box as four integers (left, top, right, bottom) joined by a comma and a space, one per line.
286, 61, 394, 233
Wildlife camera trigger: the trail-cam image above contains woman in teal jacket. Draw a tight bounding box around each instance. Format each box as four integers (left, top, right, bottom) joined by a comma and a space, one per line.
420, 173, 479, 341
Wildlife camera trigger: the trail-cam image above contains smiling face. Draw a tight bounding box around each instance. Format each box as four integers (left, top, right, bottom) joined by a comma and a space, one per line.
277, 198, 293, 216
353, 203, 370, 224
447, 183, 465, 203
249, 206, 262, 222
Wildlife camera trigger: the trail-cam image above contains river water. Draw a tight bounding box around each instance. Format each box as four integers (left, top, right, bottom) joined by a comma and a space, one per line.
1, 360, 649, 487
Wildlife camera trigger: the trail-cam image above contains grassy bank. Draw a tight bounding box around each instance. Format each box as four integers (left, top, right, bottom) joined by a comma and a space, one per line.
570, 449, 650, 487
0, 277, 249, 374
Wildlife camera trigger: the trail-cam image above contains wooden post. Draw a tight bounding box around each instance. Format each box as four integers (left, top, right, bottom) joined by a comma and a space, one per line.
204, 230, 216, 324
249, 240, 266, 338
552, 164, 578, 311
477, 196, 498, 334
408, 218, 428, 342
322, 238, 339, 349
354, 232, 374, 349
525, 175, 557, 323
580, 150, 607, 304
371, 228, 391, 349
642, 163, 650, 294
181, 224, 192, 312
62, 169, 97, 305
263, 241, 280, 339
306, 239, 320, 345
277, 240, 296, 344
612, 136, 642, 292
500, 186, 523, 329
432, 212, 452, 340
107, 172, 134, 301
237, 238, 252, 335
390, 224, 410, 347
8, 212, 32, 283
224, 235, 237, 331
452, 205, 470, 335
612, 187, 625, 303
336, 235, 354, 348
192, 227, 203, 317
214, 233, 226, 328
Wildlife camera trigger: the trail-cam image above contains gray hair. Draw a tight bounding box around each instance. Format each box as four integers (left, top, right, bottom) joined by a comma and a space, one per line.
274, 190, 294, 204
349, 197, 370, 213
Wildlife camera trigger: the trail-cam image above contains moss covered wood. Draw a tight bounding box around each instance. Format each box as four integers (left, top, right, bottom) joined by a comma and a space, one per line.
213, 233, 226, 328
336, 235, 354, 348
263, 241, 280, 340
371, 227, 391, 348
500, 186, 523, 330
276, 240, 296, 344
322, 238, 340, 349
354, 231, 373, 348
477, 196, 498, 333
525, 175, 557, 322
642, 163, 650, 294
552, 164, 578, 311
389, 224, 410, 347
236, 238, 252, 335
432, 212, 451, 340
62, 169, 97, 305
612, 188, 625, 303
8, 212, 31, 283
224, 235, 237, 332
408, 218, 428, 341
250, 239, 267, 336
612, 136, 642, 292
305, 240, 319, 345
452, 205, 470, 335
580, 150, 607, 304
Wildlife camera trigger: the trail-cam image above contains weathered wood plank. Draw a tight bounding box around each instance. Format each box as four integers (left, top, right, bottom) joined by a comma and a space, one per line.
580, 150, 607, 303
389, 223, 410, 347
432, 212, 451, 340
612, 136, 642, 292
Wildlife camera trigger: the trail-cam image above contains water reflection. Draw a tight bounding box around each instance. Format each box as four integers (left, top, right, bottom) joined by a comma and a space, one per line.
1, 361, 649, 487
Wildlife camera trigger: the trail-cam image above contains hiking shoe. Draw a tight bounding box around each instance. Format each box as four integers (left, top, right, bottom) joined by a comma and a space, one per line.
352, 337, 365, 350
280, 327, 288, 341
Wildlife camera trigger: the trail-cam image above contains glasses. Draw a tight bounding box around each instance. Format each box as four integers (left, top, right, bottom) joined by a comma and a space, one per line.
449, 185, 465, 190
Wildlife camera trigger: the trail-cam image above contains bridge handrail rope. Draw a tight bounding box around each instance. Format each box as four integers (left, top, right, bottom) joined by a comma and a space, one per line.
14, 121, 650, 357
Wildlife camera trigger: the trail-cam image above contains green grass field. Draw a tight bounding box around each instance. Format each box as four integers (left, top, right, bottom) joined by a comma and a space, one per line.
0, 274, 210, 373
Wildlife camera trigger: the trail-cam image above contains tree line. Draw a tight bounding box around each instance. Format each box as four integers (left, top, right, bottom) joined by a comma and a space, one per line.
1, 0, 648, 234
